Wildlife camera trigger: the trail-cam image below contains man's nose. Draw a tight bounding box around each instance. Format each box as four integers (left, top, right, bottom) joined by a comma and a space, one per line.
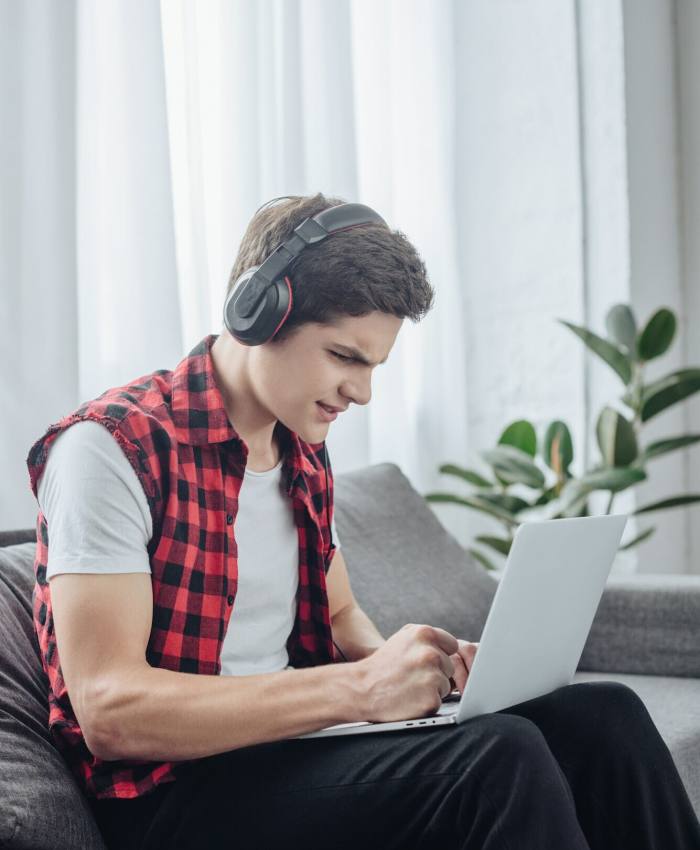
343, 376, 371, 406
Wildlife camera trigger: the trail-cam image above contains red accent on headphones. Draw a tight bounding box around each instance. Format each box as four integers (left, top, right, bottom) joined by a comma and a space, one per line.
267, 276, 294, 342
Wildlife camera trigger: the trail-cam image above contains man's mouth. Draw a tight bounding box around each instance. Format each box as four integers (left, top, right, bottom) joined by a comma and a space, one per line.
317, 402, 339, 422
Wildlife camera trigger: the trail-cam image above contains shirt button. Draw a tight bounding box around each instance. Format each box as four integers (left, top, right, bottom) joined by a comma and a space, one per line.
227, 595, 234, 605
226, 514, 233, 525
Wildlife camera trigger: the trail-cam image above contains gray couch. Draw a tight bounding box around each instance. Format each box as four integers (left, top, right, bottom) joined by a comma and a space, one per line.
1, 462, 699, 849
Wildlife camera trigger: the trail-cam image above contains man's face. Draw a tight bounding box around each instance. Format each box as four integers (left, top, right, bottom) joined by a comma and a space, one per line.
251, 311, 403, 443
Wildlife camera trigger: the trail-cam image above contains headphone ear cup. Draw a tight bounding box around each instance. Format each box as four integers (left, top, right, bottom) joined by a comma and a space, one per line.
223, 266, 258, 339
224, 271, 292, 346
225, 263, 258, 304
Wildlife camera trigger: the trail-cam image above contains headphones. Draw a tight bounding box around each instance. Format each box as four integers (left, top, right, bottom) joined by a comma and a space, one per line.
224, 200, 388, 664
223, 200, 387, 346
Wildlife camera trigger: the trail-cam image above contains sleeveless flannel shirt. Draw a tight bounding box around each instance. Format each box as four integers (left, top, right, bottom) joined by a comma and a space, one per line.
26, 333, 337, 800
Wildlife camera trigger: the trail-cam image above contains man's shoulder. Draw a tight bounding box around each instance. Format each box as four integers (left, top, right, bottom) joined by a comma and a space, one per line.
64, 369, 182, 453
89, 368, 175, 422
27, 369, 177, 494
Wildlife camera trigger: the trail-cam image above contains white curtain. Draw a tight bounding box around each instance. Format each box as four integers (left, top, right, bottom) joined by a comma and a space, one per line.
159, 0, 470, 509
2, 0, 698, 574
2, 0, 471, 552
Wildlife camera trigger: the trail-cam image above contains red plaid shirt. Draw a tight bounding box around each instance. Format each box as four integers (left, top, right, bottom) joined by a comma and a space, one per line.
26, 334, 337, 800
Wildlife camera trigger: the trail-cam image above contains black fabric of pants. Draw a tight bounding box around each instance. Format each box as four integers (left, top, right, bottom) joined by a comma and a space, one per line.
88, 680, 700, 850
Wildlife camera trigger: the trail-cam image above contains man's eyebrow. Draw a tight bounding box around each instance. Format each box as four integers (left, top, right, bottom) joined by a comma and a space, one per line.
332, 343, 388, 366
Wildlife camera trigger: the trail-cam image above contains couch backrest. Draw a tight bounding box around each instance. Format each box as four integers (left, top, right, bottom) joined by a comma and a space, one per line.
333, 462, 498, 639
0, 528, 35, 547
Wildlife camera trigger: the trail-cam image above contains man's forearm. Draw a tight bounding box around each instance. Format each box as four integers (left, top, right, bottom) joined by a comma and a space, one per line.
92, 660, 368, 763
331, 604, 386, 662
92, 605, 385, 763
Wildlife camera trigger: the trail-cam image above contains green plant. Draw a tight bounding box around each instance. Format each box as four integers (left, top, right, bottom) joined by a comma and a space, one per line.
424, 304, 700, 571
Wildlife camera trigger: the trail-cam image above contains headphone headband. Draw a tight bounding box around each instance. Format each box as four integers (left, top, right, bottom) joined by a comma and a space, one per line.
224, 200, 386, 346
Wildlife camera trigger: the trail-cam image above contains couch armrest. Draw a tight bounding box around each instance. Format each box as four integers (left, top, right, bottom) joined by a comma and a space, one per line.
578, 574, 700, 677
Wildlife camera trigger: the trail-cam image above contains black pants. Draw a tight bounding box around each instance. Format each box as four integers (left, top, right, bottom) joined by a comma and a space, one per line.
89, 680, 700, 849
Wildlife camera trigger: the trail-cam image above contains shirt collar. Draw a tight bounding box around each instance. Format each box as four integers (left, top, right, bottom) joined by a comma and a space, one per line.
171, 334, 317, 489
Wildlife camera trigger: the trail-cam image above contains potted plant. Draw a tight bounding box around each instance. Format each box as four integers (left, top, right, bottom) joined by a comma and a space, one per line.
424, 304, 700, 572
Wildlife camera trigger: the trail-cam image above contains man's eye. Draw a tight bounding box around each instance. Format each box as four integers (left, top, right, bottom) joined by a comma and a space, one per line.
331, 351, 354, 363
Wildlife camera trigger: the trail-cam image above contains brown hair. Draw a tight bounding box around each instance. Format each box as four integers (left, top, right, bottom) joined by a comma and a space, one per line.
225, 192, 435, 344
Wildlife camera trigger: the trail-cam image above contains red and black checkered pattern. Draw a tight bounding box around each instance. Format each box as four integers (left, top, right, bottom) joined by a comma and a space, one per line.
26, 334, 337, 800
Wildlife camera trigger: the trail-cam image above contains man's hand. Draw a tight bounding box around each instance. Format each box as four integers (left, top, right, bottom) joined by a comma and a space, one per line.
354, 624, 482, 722
448, 640, 480, 694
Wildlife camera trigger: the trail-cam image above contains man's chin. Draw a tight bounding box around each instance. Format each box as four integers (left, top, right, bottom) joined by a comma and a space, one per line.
276, 416, 329, 446
298, 424, 330, 445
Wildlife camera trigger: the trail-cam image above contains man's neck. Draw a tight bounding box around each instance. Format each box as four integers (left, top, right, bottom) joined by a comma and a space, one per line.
211, 333, 281, 470
243, 422, 285, 472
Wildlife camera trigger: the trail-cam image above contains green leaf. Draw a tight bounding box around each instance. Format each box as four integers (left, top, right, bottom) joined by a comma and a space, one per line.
498, 420, 537, 457
620, 386, 637, 411
564, 498, 590, 518
424, 492, 520, 525
619, 527, 655, 551
543, 420, 574, 473
475, 535, 513, 556
605, 304, 637, 355
438, 463, 493, 488
637, 308, 676, 361
556, 482, 591, 515
480, 445, 546, 489
578, 467, 647, 493
518, 481, 589, 521
475, 492, 531, 514
595, 407, 638, 467
639, 369, 700, 422
638, 434, 700, 463
468, 548, 499, 572
558, 319, 632, 385
532, 485, 559, 506
633, 494, 700, 515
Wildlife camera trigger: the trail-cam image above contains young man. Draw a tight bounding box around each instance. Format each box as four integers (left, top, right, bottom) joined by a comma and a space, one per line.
27, 194, 700, 850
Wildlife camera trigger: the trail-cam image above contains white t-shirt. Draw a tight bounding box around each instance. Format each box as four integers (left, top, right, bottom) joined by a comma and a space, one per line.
36, 420, 340, 677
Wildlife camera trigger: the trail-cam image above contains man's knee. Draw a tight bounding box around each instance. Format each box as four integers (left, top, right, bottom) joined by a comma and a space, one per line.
555, 680, 648, 721
551, 680, 653, 749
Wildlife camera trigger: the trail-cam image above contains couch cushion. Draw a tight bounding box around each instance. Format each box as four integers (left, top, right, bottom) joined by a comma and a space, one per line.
573, 670, 700, 818
0, 541, 106, 850
334, 462, 499, 641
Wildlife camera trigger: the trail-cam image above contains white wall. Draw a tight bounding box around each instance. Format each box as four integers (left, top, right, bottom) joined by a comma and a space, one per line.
576, 1, 636, 569
428, 0, 700, 576
676, 0, 700, 574
622, 0, 699, 574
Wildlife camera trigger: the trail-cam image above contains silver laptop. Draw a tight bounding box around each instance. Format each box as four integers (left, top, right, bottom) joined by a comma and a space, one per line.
294, 513, 627, 739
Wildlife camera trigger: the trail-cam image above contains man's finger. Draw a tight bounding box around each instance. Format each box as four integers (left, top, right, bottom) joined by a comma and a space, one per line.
426, 625, 460, 657
458, 640, 479, 671
450, 653, 469, 693
432, 650, 456, 682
